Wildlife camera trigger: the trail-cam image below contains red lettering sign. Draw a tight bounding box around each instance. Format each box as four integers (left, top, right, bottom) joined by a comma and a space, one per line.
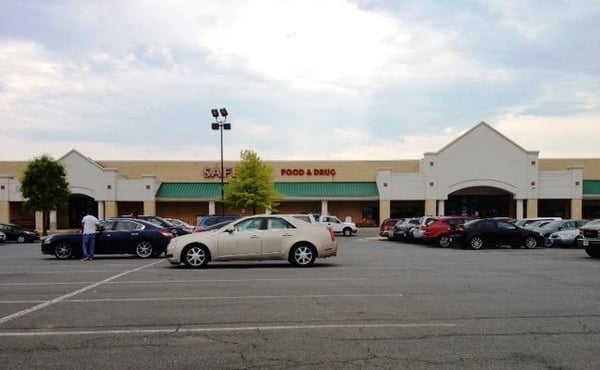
203, 167, 237, 179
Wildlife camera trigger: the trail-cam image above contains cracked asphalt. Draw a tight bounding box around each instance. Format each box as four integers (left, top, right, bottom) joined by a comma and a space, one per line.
0, 231, 599, 369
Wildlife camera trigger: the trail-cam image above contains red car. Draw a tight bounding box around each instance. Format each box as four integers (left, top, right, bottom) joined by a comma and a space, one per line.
423, 216, 473, 247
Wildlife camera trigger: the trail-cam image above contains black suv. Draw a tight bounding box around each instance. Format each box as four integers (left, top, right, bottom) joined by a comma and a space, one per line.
195, 215, 241, 232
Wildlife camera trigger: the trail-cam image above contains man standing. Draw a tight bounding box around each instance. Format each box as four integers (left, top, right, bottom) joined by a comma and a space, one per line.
81, 209, 99, 260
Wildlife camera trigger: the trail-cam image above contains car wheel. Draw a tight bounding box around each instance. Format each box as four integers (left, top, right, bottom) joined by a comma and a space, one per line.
585, 246, 600, 258
135, 240, 154, 258
290, 244, 316, 267
543, 238, 553, 248
342, 228, 352, 237
183, 245, 209, 268
573, 236, 583, 248
524, 236, 538, 249
17, 235, 26, 243
438, 236, 451, 248
54, 241, 73, 260
468, 235, 484, 250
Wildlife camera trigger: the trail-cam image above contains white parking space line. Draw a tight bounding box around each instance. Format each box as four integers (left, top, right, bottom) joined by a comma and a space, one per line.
0, 260, 164, 326
0, 277, 368, 287
0, 293, 403, 304
0, 322, 458, 337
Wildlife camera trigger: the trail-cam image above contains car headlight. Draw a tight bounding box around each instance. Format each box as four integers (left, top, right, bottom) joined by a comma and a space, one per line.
43, 235, 54, 244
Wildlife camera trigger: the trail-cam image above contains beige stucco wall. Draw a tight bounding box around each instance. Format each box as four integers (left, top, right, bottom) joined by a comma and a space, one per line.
4, 157, 600, 183
539, 159, 600, 179
98, 160, 421, 182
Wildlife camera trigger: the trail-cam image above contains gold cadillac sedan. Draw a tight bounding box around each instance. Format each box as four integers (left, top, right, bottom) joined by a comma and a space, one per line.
166, 214, 338, 268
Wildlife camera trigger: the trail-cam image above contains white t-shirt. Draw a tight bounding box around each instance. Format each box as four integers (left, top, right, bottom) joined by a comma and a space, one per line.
81, 214, 99, 234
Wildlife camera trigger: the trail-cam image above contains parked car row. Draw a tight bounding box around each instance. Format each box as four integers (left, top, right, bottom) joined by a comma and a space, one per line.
0, 223, 39, 243
381, 216, 597, 254
41, 214, 339, 267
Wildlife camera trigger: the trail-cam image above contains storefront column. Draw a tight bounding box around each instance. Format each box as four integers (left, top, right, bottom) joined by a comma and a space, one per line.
424, 199, 436, 216
104, 201, 118, 219
571, 198, 582, 219
0, 176, 10, 223
437, 200, 445, 216
35, 211, 43, 233
321, 200, 328, 216
0, 201, 9, 224
97, 201, 105, 220
526, 199, 538, 218
516, 199, 524, 219
144, 201, 156, 216
49, 210, 57, 232
379, 200, 390, 222
209, 201, 216, 215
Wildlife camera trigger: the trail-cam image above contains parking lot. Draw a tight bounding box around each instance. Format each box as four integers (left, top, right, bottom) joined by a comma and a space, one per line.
1, 230, 599, 369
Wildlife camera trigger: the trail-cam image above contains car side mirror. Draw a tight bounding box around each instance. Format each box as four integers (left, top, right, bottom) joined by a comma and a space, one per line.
225, 225, 235, 233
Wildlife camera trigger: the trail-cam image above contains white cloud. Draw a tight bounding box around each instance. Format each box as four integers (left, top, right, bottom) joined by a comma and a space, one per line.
494, 114, 600, 158
0, 0, 598, 162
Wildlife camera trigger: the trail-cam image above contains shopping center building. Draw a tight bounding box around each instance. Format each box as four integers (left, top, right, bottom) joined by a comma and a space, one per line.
1, 122, 600, 231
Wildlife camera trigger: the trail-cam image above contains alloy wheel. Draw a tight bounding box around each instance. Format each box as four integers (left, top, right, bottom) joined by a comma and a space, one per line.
292, 244, 315, 267
135, 241, 153, 258
54, 241, 73, 259
184, 245, 208, 267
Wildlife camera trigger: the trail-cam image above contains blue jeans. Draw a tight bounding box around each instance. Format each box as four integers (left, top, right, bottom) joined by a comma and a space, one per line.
82, 233, 96, 258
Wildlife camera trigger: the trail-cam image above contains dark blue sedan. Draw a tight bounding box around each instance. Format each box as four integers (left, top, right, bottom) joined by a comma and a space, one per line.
42, 219, 175, 260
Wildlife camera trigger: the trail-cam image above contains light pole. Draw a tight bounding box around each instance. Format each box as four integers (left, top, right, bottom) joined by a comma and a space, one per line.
211, 108, 231, 215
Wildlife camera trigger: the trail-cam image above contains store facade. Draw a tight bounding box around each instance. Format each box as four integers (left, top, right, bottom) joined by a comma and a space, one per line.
1, 122, 599, 232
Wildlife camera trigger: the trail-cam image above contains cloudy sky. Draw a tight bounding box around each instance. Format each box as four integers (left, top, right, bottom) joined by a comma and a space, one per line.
1, 0, 599, 162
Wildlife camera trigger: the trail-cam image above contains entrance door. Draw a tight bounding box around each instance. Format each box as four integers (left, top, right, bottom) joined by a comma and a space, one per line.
60, 194, 97, 229
447, 187, 513, 218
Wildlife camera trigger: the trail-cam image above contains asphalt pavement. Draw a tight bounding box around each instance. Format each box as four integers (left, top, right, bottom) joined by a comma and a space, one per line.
0, 230, 599, 369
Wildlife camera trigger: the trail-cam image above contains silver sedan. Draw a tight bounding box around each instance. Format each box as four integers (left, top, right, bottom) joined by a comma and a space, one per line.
166, 214, 338, 268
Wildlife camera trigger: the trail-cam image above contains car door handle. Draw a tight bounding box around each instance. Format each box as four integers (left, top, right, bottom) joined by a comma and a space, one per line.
250, 235, 260, 238
130, 233, 139, 236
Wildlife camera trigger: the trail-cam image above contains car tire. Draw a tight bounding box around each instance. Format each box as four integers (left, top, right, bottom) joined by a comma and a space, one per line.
468, 235, 484, 250
585, 246, 600, 258
438, 236, 451, 248
524, 236, 538, 249
182, 244, 209, 268
342, 228, 352, 237
135, 240, 154, 258
290, 243, 316, 267
54, 241, 73, 260
17, 235, 26, 243
543, 238, 553, 248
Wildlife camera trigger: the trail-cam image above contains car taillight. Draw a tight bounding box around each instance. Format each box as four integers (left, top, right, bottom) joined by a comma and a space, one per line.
327, 226, 335, 241
159, 229, 175, 238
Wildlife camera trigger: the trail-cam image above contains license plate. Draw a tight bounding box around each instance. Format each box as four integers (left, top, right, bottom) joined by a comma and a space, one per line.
583, 240, 589, 246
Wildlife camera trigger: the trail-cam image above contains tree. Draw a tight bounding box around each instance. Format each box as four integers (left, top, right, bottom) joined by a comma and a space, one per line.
224, 150, 282, 214
20, 154, 70, 235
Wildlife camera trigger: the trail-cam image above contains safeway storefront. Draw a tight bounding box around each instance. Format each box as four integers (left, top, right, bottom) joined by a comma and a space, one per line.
1, 122, 599, 231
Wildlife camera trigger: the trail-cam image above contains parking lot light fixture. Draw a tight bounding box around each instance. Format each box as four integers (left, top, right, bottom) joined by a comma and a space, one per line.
211, 108, 231, 215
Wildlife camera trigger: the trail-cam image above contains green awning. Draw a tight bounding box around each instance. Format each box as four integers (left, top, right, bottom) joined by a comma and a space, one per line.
583, 180, 600, 196
275, 182, 378, 198
156, 182, 379, 200
156, 183, 222, 199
